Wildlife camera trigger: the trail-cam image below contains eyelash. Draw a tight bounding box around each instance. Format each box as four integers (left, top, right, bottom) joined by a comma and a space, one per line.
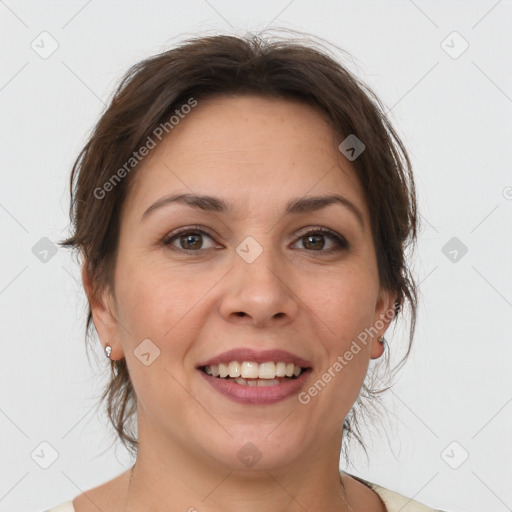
162, 225, 349, 254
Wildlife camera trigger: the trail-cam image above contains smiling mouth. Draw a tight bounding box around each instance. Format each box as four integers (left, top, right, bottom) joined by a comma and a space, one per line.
199, 361, 310, 387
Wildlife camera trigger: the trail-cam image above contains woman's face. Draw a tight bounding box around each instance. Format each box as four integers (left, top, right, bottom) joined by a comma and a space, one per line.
90, 95, 394, 471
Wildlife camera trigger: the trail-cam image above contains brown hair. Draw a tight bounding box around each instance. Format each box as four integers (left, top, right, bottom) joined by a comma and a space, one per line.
60, 31, 418, 463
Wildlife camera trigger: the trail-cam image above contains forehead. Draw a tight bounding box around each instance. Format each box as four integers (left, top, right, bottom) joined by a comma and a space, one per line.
125, 95, 368, 220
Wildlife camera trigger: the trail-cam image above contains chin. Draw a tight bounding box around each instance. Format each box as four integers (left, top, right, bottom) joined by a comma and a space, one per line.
203, 426, 306, 472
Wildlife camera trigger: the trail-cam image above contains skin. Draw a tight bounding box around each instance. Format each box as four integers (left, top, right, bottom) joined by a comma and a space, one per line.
78, 95, 394, 512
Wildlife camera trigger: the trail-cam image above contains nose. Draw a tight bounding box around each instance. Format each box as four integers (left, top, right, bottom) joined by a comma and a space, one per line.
219, 244, 299, 328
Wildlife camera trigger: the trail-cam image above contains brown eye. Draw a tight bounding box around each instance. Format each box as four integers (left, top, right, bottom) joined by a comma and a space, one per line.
163, 228, 218, 251
179, 233, 203, 250
292, 227, 349, 253
302, 234, 325, 250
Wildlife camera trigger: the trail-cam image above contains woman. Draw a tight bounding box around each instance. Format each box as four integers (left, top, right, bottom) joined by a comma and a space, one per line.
46, 33, 448, 511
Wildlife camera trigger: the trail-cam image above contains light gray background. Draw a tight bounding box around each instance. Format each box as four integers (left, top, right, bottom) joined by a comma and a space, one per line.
1, 1, 511, 511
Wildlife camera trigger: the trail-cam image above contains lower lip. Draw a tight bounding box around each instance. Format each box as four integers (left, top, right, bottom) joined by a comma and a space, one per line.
198, 369, 311, 405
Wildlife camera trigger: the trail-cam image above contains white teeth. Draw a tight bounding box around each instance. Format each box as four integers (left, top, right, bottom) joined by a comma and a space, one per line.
241, 361, 259, 379
231, 377, 281, 387
258, 362, 276, 379
275, 362, 286, 377
257, 378, 279, 387
228, 361, 241, 378
203, 361, 305, 379
219, 363, 229, 378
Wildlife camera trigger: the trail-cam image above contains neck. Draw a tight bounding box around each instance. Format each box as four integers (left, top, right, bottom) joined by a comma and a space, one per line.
124, 419, 353, 512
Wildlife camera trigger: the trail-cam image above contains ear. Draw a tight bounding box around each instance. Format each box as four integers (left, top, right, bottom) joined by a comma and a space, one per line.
369, 287, 397, 360
81, 262, 124, 360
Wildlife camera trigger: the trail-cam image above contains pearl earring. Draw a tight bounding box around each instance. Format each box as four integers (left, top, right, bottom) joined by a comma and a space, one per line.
105, 344, 112, 359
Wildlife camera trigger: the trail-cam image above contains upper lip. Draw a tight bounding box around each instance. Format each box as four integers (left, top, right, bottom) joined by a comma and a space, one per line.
197, 348, 312, 368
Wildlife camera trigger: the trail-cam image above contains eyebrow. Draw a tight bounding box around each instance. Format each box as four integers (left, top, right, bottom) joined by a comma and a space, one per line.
141, 193, 365, 229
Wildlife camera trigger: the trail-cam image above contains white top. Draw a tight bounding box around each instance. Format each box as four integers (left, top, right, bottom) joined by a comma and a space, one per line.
43, 478, 446, 512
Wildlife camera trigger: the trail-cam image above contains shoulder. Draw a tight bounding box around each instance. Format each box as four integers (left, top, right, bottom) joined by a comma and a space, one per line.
368, 483, 448, 512
347, 473, 448, 512
42, 500, 75, 512
43, 467, 130, 512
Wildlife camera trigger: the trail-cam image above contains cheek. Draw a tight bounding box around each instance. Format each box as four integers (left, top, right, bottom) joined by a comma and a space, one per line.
113, 260, 206, 410
297, 269, 378, 401
115, 255, 201, 330
304, 284, 374, 409
301, 269, 379, 343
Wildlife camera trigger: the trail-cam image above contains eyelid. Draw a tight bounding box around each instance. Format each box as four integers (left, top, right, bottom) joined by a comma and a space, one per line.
292, 226, 349, 251
162, 225, 222, 249
294, 225, 342, 237
162, 225, 349, 252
